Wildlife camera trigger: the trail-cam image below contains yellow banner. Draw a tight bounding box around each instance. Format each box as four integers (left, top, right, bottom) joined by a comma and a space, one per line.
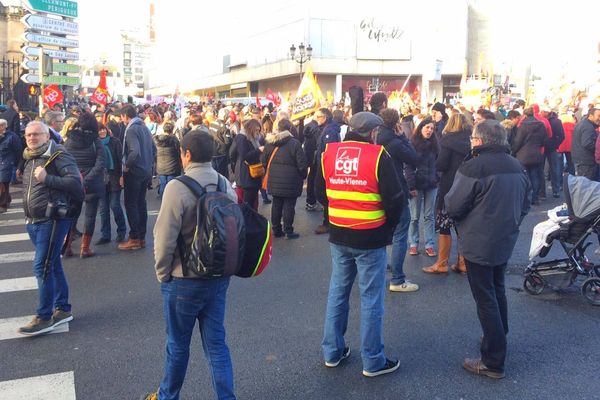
291, 65, 321, 120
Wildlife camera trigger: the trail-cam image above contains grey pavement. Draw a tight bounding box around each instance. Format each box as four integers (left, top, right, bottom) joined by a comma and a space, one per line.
0, 182, 599, 399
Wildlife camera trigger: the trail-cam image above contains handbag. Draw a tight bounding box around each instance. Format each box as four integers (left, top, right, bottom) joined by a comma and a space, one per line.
261, 147, 279, 190
245, 161, 265, 178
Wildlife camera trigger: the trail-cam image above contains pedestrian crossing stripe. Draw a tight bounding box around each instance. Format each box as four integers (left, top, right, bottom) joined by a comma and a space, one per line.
0, 252, 35, 264
0, 371, 75, 399
10, 198, 22, 204
0, 277, 37, 293
0, 219, 26, 227
1, 209, 23, 215
0, 233, 29, 243
0, 315, 69, 341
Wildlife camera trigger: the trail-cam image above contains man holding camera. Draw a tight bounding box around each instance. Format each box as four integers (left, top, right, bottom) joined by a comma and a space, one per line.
19, 121, 83, 336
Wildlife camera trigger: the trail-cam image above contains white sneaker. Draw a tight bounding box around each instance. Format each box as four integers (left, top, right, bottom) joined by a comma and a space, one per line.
389, 280, 419, 292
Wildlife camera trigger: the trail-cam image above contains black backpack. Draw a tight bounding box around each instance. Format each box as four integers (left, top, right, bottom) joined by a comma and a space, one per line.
176, 175, 246, 279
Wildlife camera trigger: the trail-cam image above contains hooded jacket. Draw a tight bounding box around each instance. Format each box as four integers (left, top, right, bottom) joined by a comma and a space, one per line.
261, 130, 307, 198
154, 134, 181, 176
512, 116, 547, 167
64, 127, 106, 196
435, 129, 471, 210
22, 140, 83, 222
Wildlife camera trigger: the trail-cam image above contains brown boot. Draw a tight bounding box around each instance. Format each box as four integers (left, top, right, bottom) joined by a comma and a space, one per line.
422, 234, 450, 274
62, 229, 75, 258
451, 254, 467, 275
118, 238, 142, 250
80, 233, 95, 258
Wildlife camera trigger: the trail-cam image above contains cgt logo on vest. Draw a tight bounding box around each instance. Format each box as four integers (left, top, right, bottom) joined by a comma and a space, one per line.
334, 147, 361, 177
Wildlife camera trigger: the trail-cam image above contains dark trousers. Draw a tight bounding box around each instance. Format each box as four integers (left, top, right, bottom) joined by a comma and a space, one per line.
465, 259, 508, 373
242, 188, 259, 211
0, 181, 11, 209
525, 165, 540, 203
271, 196, 297, 233
306, 163, 317, 205
537, 160, 546, 198
123, 173, 150, 240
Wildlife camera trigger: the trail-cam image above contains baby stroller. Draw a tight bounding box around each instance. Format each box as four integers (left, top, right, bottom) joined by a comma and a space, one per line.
525, 175, 600, 305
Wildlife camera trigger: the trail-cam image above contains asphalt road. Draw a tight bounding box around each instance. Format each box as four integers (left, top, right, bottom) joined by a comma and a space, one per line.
1, 183, 599, 400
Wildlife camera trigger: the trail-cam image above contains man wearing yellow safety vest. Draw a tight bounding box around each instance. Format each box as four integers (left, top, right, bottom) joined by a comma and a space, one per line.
315, 111, 405, 377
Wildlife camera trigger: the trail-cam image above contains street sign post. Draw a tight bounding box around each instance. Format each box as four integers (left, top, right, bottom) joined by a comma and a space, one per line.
25, 0, 78, 18
21, 60, 80, 73
21, 46, 78, 61
21, 74, 81, 86
23, 32, 79, 48
21, 14, 79, 36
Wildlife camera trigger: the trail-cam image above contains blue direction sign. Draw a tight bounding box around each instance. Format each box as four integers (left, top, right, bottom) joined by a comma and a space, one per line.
23, 32, 79, 48
21, 14, 79, 36
21, 46, 78, 61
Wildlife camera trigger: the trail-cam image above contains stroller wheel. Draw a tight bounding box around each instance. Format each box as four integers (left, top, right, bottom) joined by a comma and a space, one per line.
524, 273, 545, 295
593, 266, 600, 278
581, 277, 600, 306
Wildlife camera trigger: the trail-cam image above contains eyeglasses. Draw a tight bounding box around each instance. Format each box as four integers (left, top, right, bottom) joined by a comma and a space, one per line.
25, 132, 46, 138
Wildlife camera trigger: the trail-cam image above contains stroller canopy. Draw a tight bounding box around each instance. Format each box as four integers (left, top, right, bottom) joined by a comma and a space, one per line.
565, 174, 600, 220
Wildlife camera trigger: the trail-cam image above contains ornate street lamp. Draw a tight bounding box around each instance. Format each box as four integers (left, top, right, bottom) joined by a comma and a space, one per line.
290, 42, 312, 80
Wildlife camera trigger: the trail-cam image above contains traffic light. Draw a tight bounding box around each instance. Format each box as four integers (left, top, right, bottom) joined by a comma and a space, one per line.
28, 84, 40, 96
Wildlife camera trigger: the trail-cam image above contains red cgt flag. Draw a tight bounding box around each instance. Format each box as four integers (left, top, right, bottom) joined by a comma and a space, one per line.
90, 70, 109, 106
43, 84, 63, 108
265, 88, 281, 106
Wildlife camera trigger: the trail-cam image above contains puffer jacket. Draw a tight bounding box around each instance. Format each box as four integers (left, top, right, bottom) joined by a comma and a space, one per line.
0, 130, 22, 182
404, 137, 439, 191
571, 118, 599, 167
511, 116, 547, 167
64, 128, 105, 196
22, 140, 83, 222
261, 130, 307, 198
154, 134, 181, 176
435, 129, 471, 210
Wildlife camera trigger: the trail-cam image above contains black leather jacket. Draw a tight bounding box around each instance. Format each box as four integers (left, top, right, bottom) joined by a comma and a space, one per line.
22, 141, 84, 222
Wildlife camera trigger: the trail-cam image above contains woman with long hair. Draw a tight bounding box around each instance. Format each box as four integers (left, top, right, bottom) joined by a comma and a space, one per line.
230, 118, 263, 210
404, 117, 439, 257
423, 113, 471, 274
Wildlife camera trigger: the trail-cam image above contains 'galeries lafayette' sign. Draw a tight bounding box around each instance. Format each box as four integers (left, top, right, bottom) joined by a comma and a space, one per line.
356, 18, 411, 61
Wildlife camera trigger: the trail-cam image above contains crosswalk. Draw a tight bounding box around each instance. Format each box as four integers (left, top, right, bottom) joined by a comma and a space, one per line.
0, 188, 75, 398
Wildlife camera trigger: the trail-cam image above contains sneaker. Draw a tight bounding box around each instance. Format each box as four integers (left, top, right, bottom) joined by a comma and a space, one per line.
315, 224, 330, 235
363, 358, 400, 377
95, 237, 111, 245
140, 392, 158, 400
389, 281, 419, 292
273, 230, 285, 238
462, 358, 505, 379
325, 346, 350, 368
285, 232, 300, 240
408, 246, 418, 256
52, 309, 73, 327
306, 203, 317, 211
425, 247, 436, 257
18, 316, 54, 336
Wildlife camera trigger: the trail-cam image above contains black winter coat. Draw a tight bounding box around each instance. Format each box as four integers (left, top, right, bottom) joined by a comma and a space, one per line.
571, 118, 599, 167
154, 134, 181, 176
545, 113, 565, 153
375, 125, 416, 207
261, 131, 307, 198
435, 129, 471, 210
22, 141, 84, 222
303, 120, 324, 166
231, 132, 262, 189
64, 128, 106, 197
0, 130, 22, 182
512, 116, 547, 167
404, 138, 439, 191
1, 108, 20, 135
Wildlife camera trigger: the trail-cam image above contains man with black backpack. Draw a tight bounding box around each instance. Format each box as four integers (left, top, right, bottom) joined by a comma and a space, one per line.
144, 130, 238, 400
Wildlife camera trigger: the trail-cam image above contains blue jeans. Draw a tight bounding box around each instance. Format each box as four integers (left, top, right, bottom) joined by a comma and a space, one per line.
547, 151, 562, 195
159, 278, 235, 400
408, 188, 437, 248
98, 187, 127, 240
322, 244, 387, 373
26, 219, 72, 320
123, 173, 149, 240
391, 205, 411, 285
158, 175, 177, 200
525, 165, 540, 203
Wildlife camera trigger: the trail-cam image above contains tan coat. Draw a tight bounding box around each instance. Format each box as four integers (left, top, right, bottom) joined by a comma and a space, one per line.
153, 162, 237, 282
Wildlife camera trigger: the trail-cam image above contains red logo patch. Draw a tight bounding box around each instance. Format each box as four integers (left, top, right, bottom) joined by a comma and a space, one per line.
334, 147, 361, 176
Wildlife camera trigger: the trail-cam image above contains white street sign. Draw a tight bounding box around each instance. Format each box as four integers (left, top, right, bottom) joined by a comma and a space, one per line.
21, 46, 78, 61
23, 32, 79, 48
21, 74, 40, 84
21, 14, 79, 36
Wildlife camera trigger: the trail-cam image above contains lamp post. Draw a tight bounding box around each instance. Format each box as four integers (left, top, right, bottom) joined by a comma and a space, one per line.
289, 42, 312, 81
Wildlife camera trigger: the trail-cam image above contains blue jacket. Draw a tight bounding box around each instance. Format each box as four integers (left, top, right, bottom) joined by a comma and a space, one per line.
123, 117, 156, 179
0, 130, 22, 182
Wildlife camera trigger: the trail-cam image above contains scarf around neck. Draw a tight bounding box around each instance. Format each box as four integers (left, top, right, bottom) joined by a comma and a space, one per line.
101, 136, 114, 170
23, 140, 51, 161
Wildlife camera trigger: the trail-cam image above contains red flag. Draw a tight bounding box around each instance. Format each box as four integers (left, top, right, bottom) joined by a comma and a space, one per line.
43, 85, 63, 108
90, 70, 109, 106
256, 94, 262, 108
265, 88, 281, 106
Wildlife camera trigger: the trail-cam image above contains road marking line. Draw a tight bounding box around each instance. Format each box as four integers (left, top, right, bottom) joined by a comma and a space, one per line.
0, 371, 76, 399
0, 233, 29, 243
148, 210, 159, 216
0, 277, 37, 293
11, 198, 23, 204
2, 209, 23, 215
0, 251, 35, 264
0, 219, 25, 227
0, 315, 69, 341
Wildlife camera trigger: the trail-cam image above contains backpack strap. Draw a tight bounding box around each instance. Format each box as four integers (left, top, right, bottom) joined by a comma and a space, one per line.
43, 151, 63, 169
175, 175, 206, 197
